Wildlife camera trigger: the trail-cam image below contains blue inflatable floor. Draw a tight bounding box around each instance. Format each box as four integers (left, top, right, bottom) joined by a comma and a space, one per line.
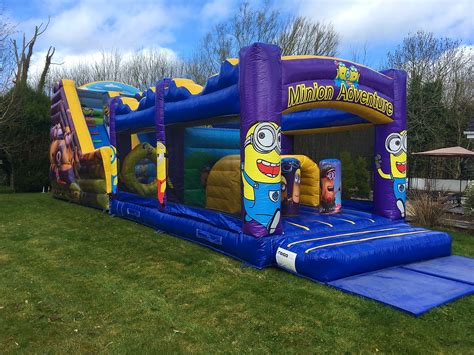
328, 256, 474, 316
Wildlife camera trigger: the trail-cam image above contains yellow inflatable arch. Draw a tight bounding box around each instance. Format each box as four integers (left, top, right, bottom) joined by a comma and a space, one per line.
206, 154, 320, 214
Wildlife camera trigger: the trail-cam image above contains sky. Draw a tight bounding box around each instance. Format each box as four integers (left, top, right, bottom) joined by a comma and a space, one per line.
2, 0, 473, 76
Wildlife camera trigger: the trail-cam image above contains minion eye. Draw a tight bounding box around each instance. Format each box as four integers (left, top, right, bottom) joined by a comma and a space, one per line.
385, 133, 403, 155
402, 134, 407, 152
257, 128, 274, 148
252, 122, 280, 154
295, 174, 301, 184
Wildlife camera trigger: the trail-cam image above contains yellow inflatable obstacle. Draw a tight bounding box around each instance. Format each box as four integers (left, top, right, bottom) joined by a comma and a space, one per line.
282, 154, 320, 207
206, 155, 241, 214
121, 143, 157, 197
206, 154, 320, 214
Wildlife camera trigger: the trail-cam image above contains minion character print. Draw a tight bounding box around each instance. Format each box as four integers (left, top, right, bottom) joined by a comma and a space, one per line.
375, 130, 408, 218
242, 121, 282, 235
334, 61, 360, 88
281, 157, 301, 216
156, 141, 167, 205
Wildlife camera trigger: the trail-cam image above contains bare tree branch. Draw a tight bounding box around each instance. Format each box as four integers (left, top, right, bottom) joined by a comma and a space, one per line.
37, 45, 55, 93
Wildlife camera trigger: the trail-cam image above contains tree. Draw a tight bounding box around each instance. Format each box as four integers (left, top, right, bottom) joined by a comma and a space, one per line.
387, 31, 465, 81
187, 1, 339, 84
387, 31, 473, 179
0, 11, 16, 128
46, 48, 184, 91
0, 85, 50, 191
0, 19, 56, 191
122, 48, 185, 89
37, 46, 56, 93
0, 11, 14, 93
278, 17, 338, 57
11, 18, 53, 87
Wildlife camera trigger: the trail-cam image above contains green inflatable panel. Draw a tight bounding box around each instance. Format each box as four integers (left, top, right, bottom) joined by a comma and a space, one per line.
184, 152, 222, 207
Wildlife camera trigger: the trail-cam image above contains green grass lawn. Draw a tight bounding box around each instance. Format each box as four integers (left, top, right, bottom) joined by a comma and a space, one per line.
0, 194, 473, 353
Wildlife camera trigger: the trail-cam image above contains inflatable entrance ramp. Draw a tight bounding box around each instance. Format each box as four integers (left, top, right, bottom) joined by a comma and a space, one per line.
275, 212, 473, 315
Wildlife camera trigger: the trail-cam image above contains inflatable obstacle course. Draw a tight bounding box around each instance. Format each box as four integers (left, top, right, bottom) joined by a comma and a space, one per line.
51, 43, 473, 315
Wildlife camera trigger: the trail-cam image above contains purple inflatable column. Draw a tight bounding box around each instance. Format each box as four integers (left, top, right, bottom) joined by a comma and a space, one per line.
155, 79, 168, 210
240, 43, 283, 237
108, 96, 120, 197
374, 69, 407, 219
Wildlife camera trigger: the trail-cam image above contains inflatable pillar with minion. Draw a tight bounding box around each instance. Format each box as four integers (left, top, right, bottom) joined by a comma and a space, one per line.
240, 44, 283, 237
374, 70, 408, 219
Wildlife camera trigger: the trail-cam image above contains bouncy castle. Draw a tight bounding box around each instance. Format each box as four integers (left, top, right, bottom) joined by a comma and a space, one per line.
50, 43, 473, 315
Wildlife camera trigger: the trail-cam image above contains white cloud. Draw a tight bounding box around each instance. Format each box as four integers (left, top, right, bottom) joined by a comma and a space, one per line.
12, 0, 196, 74
291, 0, 473, 47
38, 0, 186, 51
10, 0, 473, 74
28, 47, 180, 79
201, 0, 237, 21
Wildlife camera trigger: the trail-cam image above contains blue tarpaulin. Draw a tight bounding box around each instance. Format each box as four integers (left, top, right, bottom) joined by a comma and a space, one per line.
402, 255, 474, 285
328, 257, 474, 316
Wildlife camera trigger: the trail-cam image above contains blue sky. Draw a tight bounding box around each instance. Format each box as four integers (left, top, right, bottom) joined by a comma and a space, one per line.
3, 0, 473, 74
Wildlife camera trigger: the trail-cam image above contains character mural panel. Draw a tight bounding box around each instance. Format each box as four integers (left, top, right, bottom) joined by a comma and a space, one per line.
49, 123, 78, 185
242, 121, 282, 234
156, 141, 166, 205
110, 145, 117, 194
281, 157, 301, 216
375, 130, 407, 217
49, 80, 118, 209
239, 43, 282, 237
335, 61, 360, 88
319, 159, 341, 214
373, 69, 407, 220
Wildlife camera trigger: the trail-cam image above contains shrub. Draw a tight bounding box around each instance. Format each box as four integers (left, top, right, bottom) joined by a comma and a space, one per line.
353, 156, 370, 198
0, 185, 14, 194
407, 189, 448, 227
340, 151, 370, 199
464, 181, 474, 216
0, 85, 51, 192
